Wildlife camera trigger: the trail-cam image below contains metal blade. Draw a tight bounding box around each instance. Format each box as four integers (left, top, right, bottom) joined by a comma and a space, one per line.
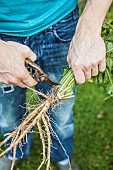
44, 76, 60, 86
26, 58, 60, 86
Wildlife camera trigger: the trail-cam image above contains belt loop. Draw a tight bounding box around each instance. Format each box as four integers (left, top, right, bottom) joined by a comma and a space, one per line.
44, 25, 54, 34
52, 25, 55, 31
22, 37, 30, 45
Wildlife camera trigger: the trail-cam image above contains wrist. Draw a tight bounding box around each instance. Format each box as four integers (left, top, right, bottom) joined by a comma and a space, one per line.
76, 15, 102, 37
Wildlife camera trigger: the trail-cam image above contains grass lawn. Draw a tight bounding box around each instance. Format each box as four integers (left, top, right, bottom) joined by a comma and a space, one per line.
15, 82, 113, 170
74, 83, 113, 170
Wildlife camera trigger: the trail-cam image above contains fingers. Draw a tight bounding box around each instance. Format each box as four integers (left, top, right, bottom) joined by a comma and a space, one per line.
83, 65, 99, 81
19, 45, 37, 86
71, 60, 106, 84
21, 72, 37, 87
72, 64, 85, 84
9, 80, 26, 88
84, 68, 91, 80
15, 67, 37, 87
91, 58, 106, 77
91, 65, 98, 76
20, 44, 37, 62
98, 59, 106, 72
0, 74, 26, 87
26, 47, 37, 62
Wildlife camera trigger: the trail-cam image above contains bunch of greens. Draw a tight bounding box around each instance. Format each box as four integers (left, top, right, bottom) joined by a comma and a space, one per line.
57, 68, 76, 99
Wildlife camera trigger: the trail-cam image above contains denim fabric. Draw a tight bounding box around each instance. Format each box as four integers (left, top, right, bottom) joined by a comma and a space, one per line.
0, 6, 79, 162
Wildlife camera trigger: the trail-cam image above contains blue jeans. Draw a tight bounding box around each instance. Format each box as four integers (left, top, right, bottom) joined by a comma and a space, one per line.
0, 6, 79, 162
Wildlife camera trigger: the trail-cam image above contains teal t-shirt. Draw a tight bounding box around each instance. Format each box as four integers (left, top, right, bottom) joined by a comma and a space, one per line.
0, 0, 78, 37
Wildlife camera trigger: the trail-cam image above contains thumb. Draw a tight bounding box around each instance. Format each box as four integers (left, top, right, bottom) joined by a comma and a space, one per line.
26, 47, 37, 62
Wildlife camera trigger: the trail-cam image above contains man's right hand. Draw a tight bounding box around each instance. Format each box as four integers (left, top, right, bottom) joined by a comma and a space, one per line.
0, 40, 37, 87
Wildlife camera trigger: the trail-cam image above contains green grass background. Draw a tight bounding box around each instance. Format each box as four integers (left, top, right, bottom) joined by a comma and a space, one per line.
3, 2, 113, 170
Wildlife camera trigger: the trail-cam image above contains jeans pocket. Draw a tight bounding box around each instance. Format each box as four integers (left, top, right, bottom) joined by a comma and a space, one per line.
53, 6, 79, 42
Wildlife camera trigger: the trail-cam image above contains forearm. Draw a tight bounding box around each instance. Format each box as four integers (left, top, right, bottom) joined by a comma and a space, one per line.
67, 0, 112, 84
78, 0, 113, 34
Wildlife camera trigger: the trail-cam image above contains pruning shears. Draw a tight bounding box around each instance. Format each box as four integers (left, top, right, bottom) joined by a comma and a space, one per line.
25, 58, 60, 87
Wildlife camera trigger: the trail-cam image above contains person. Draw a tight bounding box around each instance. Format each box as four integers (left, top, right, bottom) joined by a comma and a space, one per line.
0, 0, 112, 170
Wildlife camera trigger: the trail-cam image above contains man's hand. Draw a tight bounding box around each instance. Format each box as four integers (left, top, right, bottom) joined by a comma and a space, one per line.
0, 40, 37, 87
67, 22, 106, 84
67, 0, 112, 84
